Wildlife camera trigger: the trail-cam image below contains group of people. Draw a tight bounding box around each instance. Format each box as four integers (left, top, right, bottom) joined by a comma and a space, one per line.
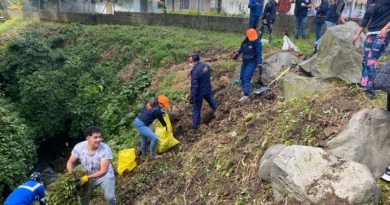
4, 0, 390, 204
5, 126, 116, 205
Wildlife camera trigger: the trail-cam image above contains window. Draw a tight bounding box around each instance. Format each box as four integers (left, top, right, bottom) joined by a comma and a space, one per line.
180, 0, 189, 9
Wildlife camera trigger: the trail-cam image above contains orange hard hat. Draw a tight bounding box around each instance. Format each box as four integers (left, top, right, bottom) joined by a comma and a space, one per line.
246, 29, 258, 42
157, 95, 170, 108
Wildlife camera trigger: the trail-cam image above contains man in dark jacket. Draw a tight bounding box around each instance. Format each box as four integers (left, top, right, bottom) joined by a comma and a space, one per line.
313, 0, 329, 52
260, 0, 277, 42
325, 0, 345, 28
189, 54, 218, 129
292, 0, 312, 40
248, 0, 264, 29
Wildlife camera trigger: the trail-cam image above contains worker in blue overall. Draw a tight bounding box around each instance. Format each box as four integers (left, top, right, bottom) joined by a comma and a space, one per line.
4, 172, 46, 205
188, 54, 218, 130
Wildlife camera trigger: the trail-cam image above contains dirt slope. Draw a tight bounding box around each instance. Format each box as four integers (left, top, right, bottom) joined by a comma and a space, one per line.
94, 48, 389, 205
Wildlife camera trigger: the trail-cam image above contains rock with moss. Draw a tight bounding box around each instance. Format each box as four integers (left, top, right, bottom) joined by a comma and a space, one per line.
299, 21, 365, 83
328, 108, 390, 177
261, 52, 300, 84
283, 73, 330, 100
269, 145, 380, 204
258, 144, 285, 182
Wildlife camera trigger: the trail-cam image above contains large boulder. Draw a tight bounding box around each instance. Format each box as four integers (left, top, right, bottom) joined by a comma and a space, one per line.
268, 145, 380, 204
262, 52, 300, 84
300, 21, 365, 83
283, 73, 330, 100
258, 144, 285, 182
327, 108, 390, 177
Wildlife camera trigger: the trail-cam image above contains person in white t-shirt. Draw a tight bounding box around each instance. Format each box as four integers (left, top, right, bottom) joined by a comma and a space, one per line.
66, 126, 116, 205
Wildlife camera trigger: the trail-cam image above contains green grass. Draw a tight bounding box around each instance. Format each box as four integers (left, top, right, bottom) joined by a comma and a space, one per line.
0, 19, 30, 34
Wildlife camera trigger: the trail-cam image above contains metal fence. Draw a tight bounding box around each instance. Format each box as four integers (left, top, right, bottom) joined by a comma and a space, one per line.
1, 0, 366, 18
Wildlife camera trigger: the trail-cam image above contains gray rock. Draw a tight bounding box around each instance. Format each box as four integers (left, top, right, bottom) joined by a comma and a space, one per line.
258, 144, 285, 182
327, 108, 390, 177
300, 21, 365, 83
41, 167, 59, 186
283, 73, 330, 100
262, 52, 300, 84
270, 145, 380, 205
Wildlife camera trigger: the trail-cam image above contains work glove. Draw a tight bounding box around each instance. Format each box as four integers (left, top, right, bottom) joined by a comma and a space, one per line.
232, 52, 239, 61
79, 175, 89, 186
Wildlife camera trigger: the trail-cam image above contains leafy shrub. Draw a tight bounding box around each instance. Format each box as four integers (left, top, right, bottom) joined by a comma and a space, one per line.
46, 168, 88, 205
0, 97, 36, 199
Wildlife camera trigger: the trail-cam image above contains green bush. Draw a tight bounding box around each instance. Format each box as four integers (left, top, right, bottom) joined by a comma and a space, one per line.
0, 97, 36, 200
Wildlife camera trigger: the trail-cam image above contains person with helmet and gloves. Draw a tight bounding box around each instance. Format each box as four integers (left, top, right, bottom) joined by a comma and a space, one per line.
134, 95, 170, 158
233, 28, 263, 103
4, 172, 46, 205
66, 126, 116, 205
188, 54, 218, 130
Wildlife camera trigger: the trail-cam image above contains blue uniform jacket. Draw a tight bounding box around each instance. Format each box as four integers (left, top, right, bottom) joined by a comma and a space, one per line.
4, 180, 45, 205
137, 100, 166, 127
190, 62, 212, 101
237, 39, 262, 65
248, 0, 264, 17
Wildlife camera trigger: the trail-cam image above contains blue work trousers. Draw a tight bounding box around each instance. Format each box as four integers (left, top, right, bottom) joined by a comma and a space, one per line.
248, 15, 260, 29
294, 15, 308, 39
315, 22, 324, 44
134, 117, 158, 156
240, 61, 257, 96
192, 93, 218, 129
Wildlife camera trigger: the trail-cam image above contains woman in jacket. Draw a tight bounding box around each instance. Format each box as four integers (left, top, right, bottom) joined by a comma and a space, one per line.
133, 95, 169, 158
352, 0, 390, 99
233, 29, 262, 103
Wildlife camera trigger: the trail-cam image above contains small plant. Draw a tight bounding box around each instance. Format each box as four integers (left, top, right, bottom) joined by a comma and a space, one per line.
235, 187, 250, 205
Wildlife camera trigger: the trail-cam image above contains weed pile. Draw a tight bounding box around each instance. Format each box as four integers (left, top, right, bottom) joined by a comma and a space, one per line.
46, 169, 88, 205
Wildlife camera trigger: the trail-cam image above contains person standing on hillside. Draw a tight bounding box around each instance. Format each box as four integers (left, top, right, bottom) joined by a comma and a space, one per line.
260, 0, 278, 43
277, 0, 291, 14
291, 0, 312, 40
4, 172, 46, 205
248, 0, 264, 29
233, 29, 262, 103
313, 0, 329, 53
134, 95, 170, 157
66, 126, 116, 205
352, 0, 390, 99
325, 0, 345, 28
188, 54, 218, 130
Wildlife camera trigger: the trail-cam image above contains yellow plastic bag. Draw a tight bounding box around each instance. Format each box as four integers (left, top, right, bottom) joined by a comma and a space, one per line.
155, 113, 179, 153
117, 148, 137, 175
